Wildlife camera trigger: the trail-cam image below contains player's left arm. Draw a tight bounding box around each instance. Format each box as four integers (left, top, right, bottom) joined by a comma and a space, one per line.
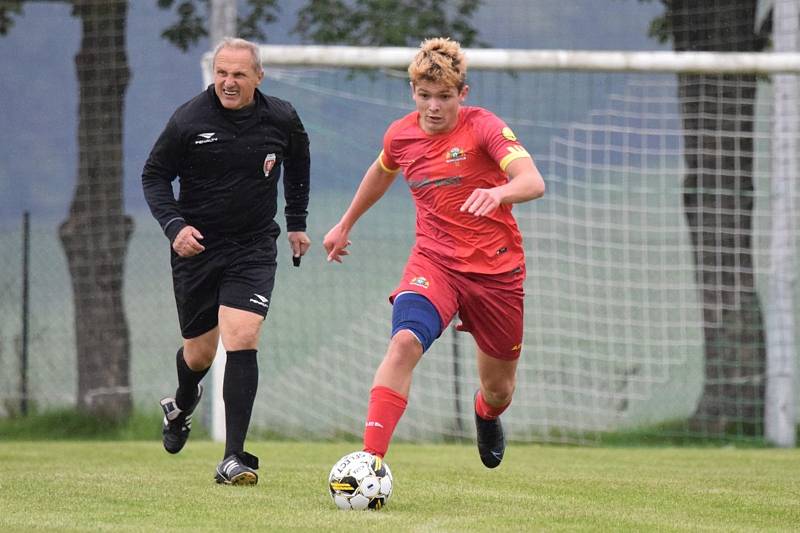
460, 156, 545, 217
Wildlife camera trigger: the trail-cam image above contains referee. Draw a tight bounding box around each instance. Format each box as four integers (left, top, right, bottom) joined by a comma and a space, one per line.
142, 37, 311, 486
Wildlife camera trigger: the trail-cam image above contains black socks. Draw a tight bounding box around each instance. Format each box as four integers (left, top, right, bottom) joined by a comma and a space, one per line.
223, 349, 258, 458
175, 347, 210, 410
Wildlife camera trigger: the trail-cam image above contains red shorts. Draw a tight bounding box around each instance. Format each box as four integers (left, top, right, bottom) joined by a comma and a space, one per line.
390, 251, 525, 360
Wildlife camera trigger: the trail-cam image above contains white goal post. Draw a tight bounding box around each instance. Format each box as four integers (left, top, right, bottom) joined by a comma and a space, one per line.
203, 46, 800, 75
765, 0, 798, 447
201, 46, 799, 447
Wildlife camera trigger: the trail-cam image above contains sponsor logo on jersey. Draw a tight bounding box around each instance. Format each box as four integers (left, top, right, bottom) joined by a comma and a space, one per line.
263, 153, 277, 177
511, 343, 522, 352
445, 146, 466, 163
408, 175, 462, 190
194, 132, 218, 145
502, 127, 517, 141
409, 276, 430, 289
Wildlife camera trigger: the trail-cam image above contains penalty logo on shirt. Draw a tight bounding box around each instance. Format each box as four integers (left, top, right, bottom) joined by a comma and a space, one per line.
263, 153, 277, 177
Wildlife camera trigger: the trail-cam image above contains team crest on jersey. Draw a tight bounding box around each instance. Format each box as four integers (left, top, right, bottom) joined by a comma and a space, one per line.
502, 127, 517, 141
409, 276, 430, 289
445, 147, 466, 164
263, 153, 277, 176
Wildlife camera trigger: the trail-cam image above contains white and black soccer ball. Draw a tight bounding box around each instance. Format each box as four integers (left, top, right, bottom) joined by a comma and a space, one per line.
328, 451, 393, 510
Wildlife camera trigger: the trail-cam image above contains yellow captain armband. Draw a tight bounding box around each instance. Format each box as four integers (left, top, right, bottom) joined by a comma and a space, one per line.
377, 150, 401, 174
499, 145, 531, 171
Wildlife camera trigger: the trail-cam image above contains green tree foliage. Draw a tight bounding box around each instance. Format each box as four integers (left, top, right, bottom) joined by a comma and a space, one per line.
157, 0, 280, 51
0, 0, 23, 34
294, 0, 483, 46
155, 0, 483, 50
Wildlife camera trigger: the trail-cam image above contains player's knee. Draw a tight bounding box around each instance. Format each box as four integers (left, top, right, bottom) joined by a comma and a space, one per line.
389, 329, 424, 357
222, 322, 261, 350
183, 335, 218, 368
184, 350, 215, 370
482, 380, 516, 405
225, 333, 259, 351
391, 292, 442, 354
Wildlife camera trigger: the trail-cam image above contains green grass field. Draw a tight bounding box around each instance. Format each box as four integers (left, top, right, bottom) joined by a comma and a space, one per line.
1, 441, 798, 532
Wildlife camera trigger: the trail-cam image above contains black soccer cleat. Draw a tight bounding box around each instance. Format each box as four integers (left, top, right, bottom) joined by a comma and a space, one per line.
215, 452, 259, 486
474, 391, 506, 469
160, 384, 203, 454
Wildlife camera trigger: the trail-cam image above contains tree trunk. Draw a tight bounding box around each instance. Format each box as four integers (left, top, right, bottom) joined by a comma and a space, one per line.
59, 0, 133, 419
679, 72, 765, 432
667, 0, 767, 434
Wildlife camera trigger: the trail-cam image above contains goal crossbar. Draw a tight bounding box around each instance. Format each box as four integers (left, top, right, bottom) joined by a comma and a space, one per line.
202, 46, 800, 79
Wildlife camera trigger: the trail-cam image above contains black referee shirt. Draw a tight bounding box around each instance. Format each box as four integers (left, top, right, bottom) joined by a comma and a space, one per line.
142, 85, 310, 243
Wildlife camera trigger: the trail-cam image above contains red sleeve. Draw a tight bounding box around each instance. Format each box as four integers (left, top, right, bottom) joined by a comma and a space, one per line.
378, 121, 402, 173
472, 109, 531, 171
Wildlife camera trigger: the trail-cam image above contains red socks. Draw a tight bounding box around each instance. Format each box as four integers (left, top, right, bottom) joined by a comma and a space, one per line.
363, 385, 408, 458
361, 388, 508, 456
475, 390, 510, 420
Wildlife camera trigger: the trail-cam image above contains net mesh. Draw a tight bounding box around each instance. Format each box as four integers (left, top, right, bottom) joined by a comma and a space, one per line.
238, 66, 794, 444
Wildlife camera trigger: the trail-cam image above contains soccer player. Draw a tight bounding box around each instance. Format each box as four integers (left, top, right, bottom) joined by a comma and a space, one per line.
323, 37, 545, 468
142, 37, 311, 485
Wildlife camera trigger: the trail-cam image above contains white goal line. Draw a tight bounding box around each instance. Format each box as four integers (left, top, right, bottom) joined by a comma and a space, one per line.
201, 46, 800, 81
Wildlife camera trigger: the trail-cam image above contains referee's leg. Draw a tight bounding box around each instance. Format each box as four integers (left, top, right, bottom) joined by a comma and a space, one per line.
183, 328, 219, 368
218, 306, 264, 461
177, 328, 217, 415
160, 329, 217, 454
177, 328, 217, 408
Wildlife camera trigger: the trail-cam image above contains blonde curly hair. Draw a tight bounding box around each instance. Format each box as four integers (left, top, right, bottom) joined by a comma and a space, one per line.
408, 37, 467, 91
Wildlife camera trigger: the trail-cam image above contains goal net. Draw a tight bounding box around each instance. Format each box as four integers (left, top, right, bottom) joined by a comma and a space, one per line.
200, 44, 800, 445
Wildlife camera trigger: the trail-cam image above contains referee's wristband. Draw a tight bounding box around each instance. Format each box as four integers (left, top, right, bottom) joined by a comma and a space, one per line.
285, 220, 307, 233
285, 211, 307, 231
164, 220, 187, 243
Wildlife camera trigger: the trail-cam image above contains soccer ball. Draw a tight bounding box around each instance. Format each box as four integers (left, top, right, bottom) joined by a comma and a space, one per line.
328, 451, 393, 510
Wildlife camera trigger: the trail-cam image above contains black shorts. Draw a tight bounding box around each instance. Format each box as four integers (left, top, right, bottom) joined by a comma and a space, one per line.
171, 232, 278, 338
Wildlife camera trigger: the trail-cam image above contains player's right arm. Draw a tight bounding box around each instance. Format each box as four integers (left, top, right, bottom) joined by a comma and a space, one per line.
323, 155, 399, 263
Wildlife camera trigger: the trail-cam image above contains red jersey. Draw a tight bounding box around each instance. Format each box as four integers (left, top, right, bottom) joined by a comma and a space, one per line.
379, 106, 532, 274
